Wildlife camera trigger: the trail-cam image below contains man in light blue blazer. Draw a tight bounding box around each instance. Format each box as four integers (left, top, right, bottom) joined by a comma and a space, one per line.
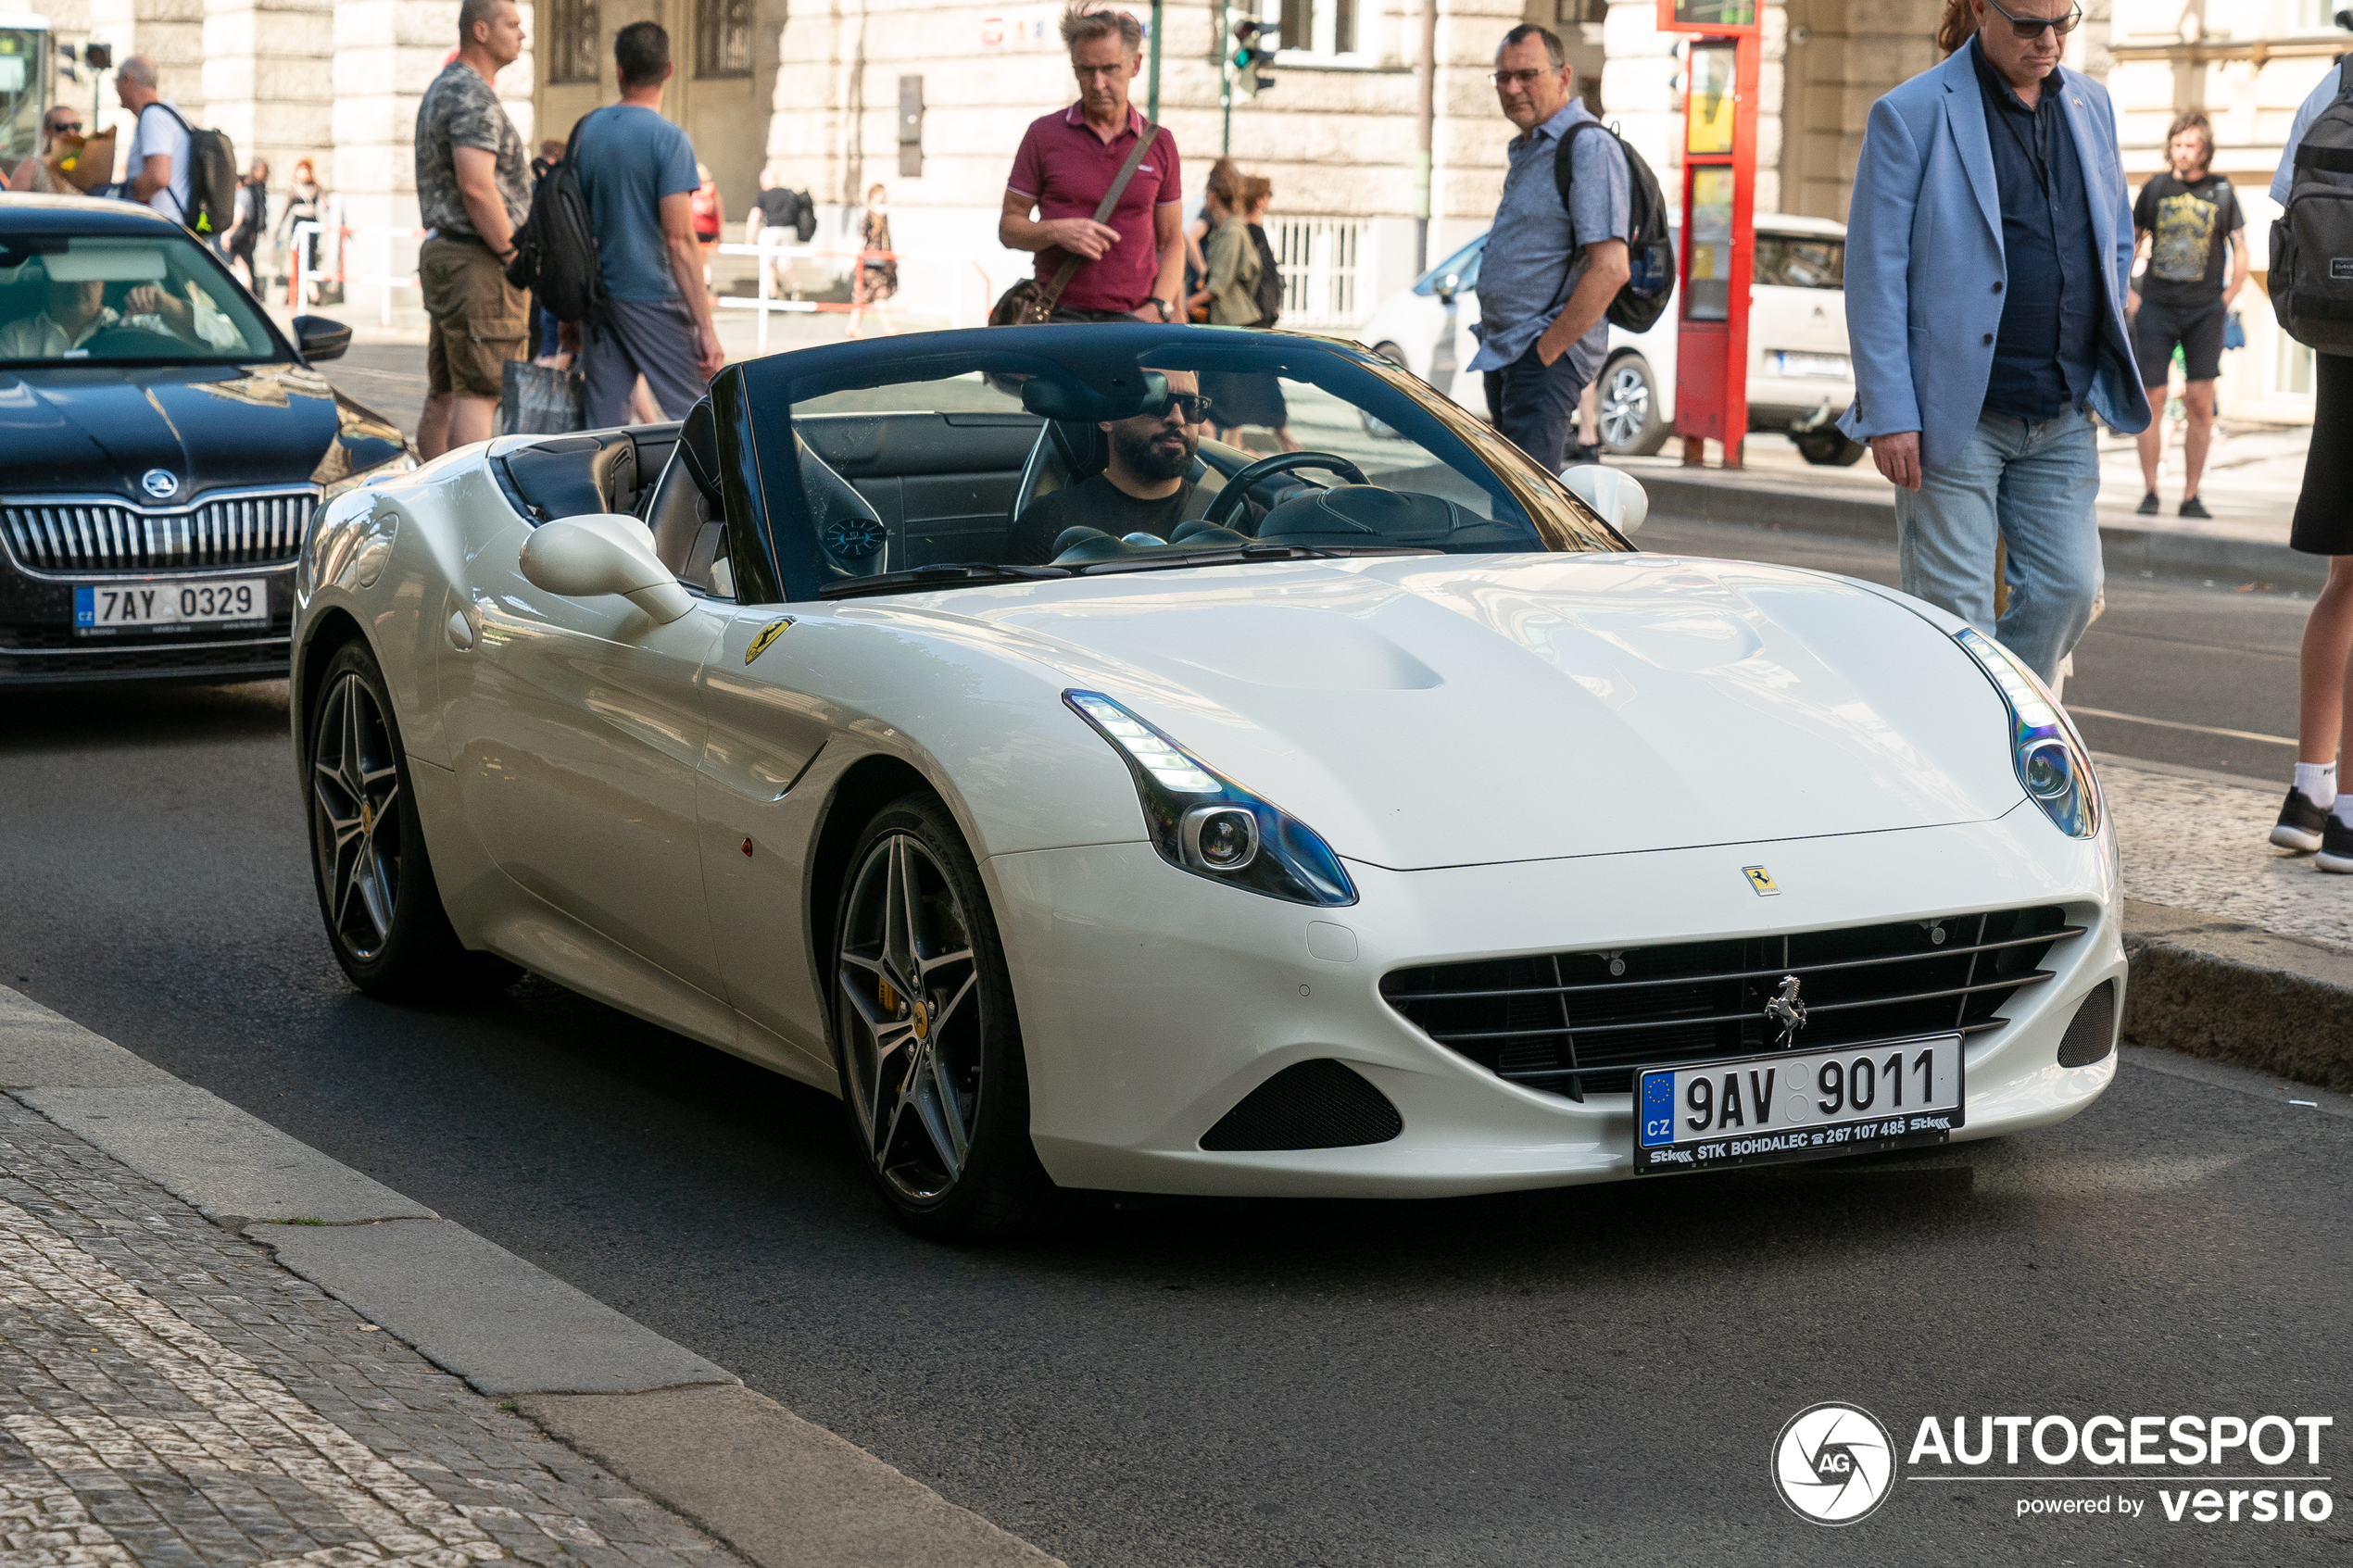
1836, 0, 2148, 684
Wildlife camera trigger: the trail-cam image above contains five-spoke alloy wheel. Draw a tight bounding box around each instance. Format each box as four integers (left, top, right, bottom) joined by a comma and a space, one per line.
304, 639, 499, 998
833, 794, 1063, 1238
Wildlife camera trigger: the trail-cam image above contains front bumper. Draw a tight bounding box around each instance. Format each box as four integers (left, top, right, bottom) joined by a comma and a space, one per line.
0, 561, 296, 685
988, 806, 2121, 1198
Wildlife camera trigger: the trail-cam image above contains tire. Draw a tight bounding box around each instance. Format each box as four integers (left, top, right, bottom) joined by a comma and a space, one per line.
304, 638, 511, 1000
830, 793, 1069, 1241
1597, 354, 1669, 456
1793, 428, 1869, 467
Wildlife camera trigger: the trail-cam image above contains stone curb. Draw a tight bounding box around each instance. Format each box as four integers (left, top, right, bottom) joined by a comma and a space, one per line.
1634, 470, 2330, 590
0, 984, 1064, 1568
2120, 899, 2353, 1094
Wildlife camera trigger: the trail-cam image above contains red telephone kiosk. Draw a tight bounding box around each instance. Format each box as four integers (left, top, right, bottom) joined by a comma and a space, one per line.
1658, 0, 1759, 468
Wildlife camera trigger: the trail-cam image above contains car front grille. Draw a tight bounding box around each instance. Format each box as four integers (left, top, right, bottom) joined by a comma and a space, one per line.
1, 488, 318, 575
0, 632, 289, 684
1381, 904, 2082, 1100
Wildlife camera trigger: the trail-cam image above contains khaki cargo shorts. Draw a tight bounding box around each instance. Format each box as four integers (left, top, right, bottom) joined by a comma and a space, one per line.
421, 236, 530, 399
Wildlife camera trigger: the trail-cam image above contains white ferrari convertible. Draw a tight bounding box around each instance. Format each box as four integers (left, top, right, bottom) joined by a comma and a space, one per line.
293, 325, 2123, 1238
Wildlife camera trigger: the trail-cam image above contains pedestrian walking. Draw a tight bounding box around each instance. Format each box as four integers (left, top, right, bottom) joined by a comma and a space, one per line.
2266, 72, 2353, 870
748, 168, 810, 299
846, 182, 900, 338
690, 161, 724, 297
115, 56, 193, 223
569, 20, 726, 428
1837, 0, 2148, 686
6, 104, 82, 193
221, 160, 270, 291
277, 160, 328, 303
1181, 158, 1238, 317
1466, 24, 1632, 474
2127, 110, 2246, 521
1192, 174, 1297, 449
998, 4, 1185, 324
412, 0, 534, 458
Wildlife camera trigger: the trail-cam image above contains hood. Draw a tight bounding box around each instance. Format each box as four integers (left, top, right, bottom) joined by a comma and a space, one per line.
952, 553, 2025, 871
0, 360, 379, 501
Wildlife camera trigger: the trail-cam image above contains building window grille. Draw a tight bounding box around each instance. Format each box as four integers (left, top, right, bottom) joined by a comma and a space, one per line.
547, 0, 599, 83
697, 0, 753, 78
1272, 217, 1366, 327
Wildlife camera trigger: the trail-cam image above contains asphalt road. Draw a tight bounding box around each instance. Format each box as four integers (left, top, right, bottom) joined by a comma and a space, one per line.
3, 427, 2346, 1563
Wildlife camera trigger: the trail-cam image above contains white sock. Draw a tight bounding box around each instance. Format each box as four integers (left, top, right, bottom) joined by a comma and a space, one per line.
2296, 762, 2338, 809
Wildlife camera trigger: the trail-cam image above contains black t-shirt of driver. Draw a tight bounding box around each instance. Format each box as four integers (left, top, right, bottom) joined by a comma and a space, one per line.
1006, 474, 1198, 565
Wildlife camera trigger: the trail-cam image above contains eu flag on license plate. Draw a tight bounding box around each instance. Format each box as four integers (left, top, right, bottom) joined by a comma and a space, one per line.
73, 587, 94, 627
1640, 1070, 1676, 1148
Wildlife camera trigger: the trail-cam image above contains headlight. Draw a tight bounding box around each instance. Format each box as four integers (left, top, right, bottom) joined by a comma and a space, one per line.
1064, 690, 1356, 907
1954, 627, 2099, 838
321, 449, 418, 503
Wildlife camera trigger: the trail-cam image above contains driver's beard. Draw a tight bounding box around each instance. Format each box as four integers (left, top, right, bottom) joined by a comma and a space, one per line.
1113, 422, 1197, 484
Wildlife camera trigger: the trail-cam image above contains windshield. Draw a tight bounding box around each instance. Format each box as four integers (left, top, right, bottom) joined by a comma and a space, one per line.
0, 232, 280, 366
773, 330, 1622, 598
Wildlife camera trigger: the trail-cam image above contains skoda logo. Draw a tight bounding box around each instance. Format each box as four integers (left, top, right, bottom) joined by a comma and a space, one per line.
1772, 1402, 1895, 1525
140, 469, 179, 500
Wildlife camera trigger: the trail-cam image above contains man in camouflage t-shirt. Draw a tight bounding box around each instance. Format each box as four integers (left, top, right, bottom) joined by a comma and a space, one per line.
413, 0, 533, 457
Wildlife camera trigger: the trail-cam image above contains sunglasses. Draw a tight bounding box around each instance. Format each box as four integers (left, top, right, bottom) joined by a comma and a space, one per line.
1980, 0, 2081, 39
1489, 68, 1553, 90
47, 119, 83, 135
1145, 393, 1214, 423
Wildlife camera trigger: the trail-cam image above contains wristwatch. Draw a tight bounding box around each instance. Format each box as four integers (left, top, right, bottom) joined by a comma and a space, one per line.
1150, 296, 1176, 322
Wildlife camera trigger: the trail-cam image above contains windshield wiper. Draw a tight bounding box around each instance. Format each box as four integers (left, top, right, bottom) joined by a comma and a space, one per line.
818, 561, 1073, 600
1072, 544, 1441, 575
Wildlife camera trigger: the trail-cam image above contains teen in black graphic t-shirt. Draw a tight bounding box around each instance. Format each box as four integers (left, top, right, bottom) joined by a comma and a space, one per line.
2126, 110, 2246, 520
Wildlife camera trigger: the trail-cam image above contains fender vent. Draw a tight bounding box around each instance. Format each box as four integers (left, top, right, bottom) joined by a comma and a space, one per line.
2057, 981, 2117, 1067
1200, 1060, 1403, 1151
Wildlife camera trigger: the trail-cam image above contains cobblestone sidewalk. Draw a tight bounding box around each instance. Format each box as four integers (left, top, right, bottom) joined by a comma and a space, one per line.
0, 1097, 730, 1568
2105, 759, 2353, 948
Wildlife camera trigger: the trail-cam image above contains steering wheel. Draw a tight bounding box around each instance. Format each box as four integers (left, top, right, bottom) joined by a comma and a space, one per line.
1202, 450, 1369, 530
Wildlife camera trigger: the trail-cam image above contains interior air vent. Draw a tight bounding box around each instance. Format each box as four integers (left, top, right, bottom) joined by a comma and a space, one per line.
1200, 1060, 1403, 1151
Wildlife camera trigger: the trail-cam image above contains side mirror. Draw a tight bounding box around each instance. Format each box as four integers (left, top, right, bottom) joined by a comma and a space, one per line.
1433, 272, 1460, 304
293, 314, 351, 362
519, 513, 694, 622
1559, 464, 1647, 535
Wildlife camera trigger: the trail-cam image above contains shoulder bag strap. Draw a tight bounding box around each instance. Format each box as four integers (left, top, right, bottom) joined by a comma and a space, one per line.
136, 102, 194, 219
1037, 119, 1163, 315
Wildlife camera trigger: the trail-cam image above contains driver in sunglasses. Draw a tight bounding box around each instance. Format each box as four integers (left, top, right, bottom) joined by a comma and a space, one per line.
1006, 369, 1229, 564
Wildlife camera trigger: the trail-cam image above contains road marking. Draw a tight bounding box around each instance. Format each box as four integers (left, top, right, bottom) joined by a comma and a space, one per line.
2068, 706, 2297, 747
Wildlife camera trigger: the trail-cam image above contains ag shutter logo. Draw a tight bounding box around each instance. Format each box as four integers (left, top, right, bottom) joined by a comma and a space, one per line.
1773, 1402, 1896, 1525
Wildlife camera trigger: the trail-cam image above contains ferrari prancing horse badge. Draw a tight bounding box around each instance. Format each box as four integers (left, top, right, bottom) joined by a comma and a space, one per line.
744, 617, 795, 664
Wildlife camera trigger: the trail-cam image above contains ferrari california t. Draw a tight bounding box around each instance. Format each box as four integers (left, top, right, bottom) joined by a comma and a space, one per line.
290, 324, 2123, 1239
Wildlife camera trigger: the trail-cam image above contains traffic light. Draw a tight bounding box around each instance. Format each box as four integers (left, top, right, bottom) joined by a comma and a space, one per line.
1230, 18, 1275, 97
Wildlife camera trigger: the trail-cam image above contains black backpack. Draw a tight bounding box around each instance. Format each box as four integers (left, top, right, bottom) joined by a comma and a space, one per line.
1248, 224, 1284, 327
148, 103, 237, 238
506, 111, 608, 324
1554, 118, 1675, 333
790, 189, 818, 243
2271, 56, 2353, 353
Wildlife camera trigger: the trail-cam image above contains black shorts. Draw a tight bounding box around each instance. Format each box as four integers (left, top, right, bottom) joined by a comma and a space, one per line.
2292, 349, 2353, 557
2133, 298, 2225, 385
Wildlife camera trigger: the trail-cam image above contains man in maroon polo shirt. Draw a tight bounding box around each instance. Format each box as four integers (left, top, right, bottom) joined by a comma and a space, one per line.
1000, 6, 1186, 322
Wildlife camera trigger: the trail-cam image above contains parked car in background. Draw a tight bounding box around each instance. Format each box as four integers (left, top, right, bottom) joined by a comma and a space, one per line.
1356, 215, 1863, 466
0, 195, 413, 684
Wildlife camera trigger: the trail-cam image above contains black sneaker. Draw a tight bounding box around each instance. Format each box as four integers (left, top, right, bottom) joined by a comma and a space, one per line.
2275, 789, 2332, 851
2180, 495, 2212, 520
2321, 813, 2353, 873
2136, 491, 2159, 515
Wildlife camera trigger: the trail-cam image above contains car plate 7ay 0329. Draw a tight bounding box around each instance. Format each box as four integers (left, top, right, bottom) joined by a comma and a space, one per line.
1633, 1034, 1964, 1174
73, 577, 269, 636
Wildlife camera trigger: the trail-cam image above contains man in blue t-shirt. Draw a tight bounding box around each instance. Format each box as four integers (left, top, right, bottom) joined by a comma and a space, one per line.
570, 20, 724, 427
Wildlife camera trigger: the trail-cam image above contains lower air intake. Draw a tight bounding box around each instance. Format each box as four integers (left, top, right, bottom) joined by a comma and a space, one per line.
1200, 1060, 1403, 1151
2056, 980, 2117, 1067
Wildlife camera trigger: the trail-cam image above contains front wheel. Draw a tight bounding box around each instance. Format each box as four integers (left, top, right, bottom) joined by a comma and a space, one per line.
1596, 354, 1669, 456
832, 793, 1068, 1240
305, 639, 510, 999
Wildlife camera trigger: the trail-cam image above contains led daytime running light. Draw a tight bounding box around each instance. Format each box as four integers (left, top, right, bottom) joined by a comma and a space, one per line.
1954, 627, 2099, 839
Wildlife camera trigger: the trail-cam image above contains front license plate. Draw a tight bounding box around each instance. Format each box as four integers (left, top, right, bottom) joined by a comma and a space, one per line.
74, 578, 268, 637
1633, 1034, 1964, 1174
1772, 350, 1851, 379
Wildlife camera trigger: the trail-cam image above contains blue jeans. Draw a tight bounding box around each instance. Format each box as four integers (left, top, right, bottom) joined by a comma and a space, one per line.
1892, 407, 2102, 684
1483, 341, 1589, 474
